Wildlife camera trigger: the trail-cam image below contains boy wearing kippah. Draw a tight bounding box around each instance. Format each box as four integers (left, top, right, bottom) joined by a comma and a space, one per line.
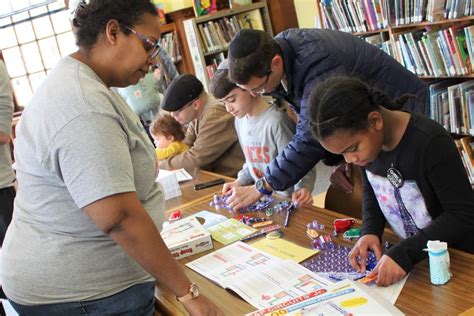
210, 62, 316, 208
226, 28, 430, 210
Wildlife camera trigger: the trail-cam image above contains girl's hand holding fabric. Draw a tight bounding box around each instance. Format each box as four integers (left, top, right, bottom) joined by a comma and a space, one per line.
348, 234, 383, 273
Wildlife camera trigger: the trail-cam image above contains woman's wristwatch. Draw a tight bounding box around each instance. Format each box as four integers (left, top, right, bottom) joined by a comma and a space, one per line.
176, 283, 200, 302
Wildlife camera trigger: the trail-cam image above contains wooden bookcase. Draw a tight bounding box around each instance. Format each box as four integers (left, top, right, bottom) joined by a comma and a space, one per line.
314, 0, 474, 185
182, 2, 273, 90
160, 22, 187, 74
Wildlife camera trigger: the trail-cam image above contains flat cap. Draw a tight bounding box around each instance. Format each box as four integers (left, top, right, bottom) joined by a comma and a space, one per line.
161, 74, 204, 112
229, 29, 263, 58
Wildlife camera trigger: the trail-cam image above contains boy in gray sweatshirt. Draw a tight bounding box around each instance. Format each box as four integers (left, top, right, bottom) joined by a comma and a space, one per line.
210, 62, 316, 210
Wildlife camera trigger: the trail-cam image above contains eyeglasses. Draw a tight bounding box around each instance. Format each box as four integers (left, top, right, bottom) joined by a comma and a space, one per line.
122, 25, 161, 59
237, 70, 271, 95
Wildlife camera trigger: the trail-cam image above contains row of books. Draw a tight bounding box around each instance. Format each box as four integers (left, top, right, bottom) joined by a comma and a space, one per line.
454, 137, 474, 185
319, 0, 388, 32
197, 9, 265, 54
318, 0, 474, 33
395, 25, 474, 76
364, 25, 474, 77
430, 80, 474, 136
391, 0, 474, 24
158, 32, 182, 63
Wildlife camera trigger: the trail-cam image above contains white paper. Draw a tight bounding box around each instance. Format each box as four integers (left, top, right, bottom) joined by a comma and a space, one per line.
367, 275, 408, 304
186, 242, 329, 309
156, 170, 181, 200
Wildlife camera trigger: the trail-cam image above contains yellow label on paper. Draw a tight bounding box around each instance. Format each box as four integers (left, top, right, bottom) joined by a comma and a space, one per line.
340, 297, 368, 308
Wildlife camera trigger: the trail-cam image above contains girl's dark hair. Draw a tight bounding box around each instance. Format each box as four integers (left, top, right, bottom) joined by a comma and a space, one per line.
210, 69, 238, 99
72, 0, 157, 51
150, 114, 186, 141
308, 76, 410, 140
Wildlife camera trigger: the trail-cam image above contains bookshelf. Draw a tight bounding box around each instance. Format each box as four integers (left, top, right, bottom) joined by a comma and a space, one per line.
159, 22, 186, 74
182, 2, 273, 90
314, 0, 474, 185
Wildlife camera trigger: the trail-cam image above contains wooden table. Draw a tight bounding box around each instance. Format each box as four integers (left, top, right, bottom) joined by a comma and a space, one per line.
157, 174, 474, 315
164, 170, 235, 211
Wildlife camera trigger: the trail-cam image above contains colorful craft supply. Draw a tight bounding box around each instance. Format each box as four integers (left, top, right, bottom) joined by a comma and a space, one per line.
240, 224, 281, 241
302, 243, 377, 281
359, 275, 376, 284
168, 210, 182, 222
265, 208, 273, 217
306, 228, 319, 240
252, 220, 274, 228
311, 234, 334, 251
266, 230, 282, 239
209, 194, 274, 213
307, 220, 325, 231
343, 228, 361, 240
333, 218, 356, 233
283, 202, 298, 227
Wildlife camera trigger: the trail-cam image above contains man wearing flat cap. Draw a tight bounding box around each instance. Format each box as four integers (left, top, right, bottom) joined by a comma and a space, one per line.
159, 74, 243, 177
226, 28, 429, 210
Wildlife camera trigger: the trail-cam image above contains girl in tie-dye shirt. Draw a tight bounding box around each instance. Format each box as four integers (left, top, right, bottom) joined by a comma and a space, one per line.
308, 76, 474, 287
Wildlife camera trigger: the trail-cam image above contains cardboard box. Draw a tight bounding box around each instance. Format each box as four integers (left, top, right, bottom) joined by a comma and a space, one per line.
161, 217, 213, 260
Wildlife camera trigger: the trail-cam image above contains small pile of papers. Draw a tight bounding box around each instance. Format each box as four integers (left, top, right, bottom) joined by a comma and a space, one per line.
156, 169, 182, 200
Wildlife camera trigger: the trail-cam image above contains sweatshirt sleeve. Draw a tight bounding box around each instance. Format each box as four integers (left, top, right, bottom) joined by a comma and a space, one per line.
236, 162, 253, 186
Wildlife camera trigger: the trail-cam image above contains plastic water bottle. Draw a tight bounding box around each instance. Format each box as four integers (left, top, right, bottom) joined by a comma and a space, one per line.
425, 240, 452, 285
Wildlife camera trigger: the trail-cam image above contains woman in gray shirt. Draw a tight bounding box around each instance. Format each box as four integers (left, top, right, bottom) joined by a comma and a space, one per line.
1, 1, 222, 315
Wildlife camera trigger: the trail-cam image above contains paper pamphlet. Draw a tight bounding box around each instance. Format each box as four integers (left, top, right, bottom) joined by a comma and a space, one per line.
251, 238, 318, 263
156, 169, 181, 200
186, 242, 330, 309
246, 279, 404, 316
189, 210, 228, 229
171, 168, 193, 182
366, 275, 408, 305
206, 218, 257, 245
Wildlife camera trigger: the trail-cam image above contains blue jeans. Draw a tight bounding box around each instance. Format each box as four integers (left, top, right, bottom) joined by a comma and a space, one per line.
9, 282, 155, 316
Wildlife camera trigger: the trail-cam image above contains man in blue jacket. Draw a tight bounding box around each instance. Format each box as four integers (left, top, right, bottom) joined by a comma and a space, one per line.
225, 28, 429, 210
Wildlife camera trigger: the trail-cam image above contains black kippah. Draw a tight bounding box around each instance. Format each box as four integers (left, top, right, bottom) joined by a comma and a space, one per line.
229, 29, 263, 58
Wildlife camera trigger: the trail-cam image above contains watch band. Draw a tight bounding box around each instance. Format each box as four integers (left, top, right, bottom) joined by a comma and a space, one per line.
256, 178, 272, 195
176, 283, 199, 302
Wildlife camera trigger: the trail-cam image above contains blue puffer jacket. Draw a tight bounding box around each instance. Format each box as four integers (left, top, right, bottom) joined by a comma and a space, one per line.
266, 28, 429, 191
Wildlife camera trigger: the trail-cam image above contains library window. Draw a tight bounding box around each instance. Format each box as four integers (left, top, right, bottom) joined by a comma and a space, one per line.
0, 2, 77, 107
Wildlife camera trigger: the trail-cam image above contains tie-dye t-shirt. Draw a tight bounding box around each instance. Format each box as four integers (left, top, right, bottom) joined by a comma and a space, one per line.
361, 113, 474, 273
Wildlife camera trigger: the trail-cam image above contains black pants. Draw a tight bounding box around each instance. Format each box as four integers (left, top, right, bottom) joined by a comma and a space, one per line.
0, 186, 15, 247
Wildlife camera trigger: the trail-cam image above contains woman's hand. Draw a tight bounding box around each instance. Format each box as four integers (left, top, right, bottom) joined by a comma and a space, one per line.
181, 295, 224, 316
225, 185, 262, 211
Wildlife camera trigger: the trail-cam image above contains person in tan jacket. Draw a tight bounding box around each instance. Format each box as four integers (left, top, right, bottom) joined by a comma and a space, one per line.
159, 74, 243, 177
